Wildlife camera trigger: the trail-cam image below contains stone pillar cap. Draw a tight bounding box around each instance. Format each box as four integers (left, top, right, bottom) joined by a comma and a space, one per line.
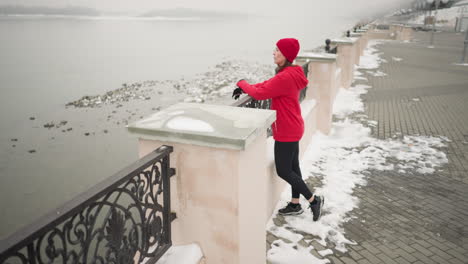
127, 103, 276, 150
296, 52, 337, 62
330, 38, 358, 45
350, 32, 363, 37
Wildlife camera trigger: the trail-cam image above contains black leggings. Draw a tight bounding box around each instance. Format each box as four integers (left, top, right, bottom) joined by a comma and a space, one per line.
274, 141, 313, 200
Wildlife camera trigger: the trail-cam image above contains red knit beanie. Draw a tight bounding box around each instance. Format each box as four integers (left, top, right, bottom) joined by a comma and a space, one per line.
276, 38, 300, 63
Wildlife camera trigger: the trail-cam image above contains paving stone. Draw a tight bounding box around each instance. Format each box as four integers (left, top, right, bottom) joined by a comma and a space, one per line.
411, 251, 437, 264
310, 240, 327, 251
376, 244, 399, 259
429, 246, 456, 260
341, 257, 358, 264
359, 249, 381, 264
376, 253, 400, 264
431, 254, 453, 264
348, 250, 364, 261
395, 249, 417, 263
411, 243, 434, 257
394, 257, 412, 264
448, 258, 466, 264
395, 240, 417, 254
361, 242, 381, 255
356, 259, 372, 264
447, 248, 467, 261
328, 256, 345, 264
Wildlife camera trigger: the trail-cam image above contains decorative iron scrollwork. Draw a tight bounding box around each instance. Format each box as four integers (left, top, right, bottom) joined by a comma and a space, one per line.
0, 146, 174, 264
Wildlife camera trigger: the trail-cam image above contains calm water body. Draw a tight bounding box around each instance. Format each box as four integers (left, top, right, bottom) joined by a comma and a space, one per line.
0, 14, 356, 238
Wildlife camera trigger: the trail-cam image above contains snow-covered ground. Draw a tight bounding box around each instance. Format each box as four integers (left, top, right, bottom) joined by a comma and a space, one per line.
266, 40, 449, 263
152, 244, 203, 264
407, 4, 468, 27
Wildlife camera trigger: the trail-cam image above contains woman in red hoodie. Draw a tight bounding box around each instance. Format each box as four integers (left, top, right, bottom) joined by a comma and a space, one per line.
233, 38, 324, 221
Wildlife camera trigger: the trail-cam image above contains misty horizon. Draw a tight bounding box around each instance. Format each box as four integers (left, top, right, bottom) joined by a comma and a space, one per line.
0, 0, 412, 19
0, 5, 254, 18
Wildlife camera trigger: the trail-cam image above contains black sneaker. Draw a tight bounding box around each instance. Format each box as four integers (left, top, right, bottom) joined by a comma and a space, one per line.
309, 195, 324, 221
278, 202, 303, 216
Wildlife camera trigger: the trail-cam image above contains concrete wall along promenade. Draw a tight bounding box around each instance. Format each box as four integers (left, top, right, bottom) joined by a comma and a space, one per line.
330, 37, 359, 89
367, 23, 414, 41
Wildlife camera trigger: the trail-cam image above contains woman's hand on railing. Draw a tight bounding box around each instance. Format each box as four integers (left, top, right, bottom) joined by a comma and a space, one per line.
232, 87, 244, 100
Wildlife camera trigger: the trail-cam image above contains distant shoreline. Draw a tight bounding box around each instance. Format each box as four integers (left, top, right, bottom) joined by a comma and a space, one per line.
0, 5, 100, 16
0, 6, 248, 20
0, 14, 205, 21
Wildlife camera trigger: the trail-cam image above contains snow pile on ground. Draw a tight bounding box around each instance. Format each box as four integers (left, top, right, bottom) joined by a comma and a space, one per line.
266, 40, 449, 264
353, 70, 368, 81
407, 5, 466, 26
268, 239, 329, 264
357, 40, 387, 70
332, 84, 370, 119
367, 70, 387, 77
152, 244, 203, 264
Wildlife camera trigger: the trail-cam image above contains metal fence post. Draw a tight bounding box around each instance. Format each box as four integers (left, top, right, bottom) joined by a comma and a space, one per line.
430, 0, 440, 46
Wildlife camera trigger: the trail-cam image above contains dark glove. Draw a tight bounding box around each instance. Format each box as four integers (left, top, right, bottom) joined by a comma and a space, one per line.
232, 87, 244, 100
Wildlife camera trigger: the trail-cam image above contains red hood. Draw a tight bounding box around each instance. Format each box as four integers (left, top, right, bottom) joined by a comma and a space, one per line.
279, 66, 308, 90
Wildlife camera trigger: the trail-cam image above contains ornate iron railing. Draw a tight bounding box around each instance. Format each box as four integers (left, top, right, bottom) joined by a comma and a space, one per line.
376, 24, 390, 30
230, 95, 271, 109
232, 95, 273, 137
0, 145, 176, 264
300, 62, 309, 102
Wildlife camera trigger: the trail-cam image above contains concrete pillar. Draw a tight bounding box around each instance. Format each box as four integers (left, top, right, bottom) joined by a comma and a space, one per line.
330, 38, 358, 89
350, 32, 364, 61
356, 29, 369, 52
127, 103, 276, 264
401, 26, 413, 41
296, 52, 338, 135
390, 24, 403, 40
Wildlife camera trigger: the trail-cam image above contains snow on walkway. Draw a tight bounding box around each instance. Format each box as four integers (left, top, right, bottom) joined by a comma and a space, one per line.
266, 40, 449, 264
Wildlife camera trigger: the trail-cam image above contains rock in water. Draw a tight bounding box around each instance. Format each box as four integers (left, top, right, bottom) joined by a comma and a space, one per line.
44, 122, 55, 129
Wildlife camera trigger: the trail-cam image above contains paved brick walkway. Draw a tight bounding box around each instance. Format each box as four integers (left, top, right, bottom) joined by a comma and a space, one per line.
330, 31, 468, 264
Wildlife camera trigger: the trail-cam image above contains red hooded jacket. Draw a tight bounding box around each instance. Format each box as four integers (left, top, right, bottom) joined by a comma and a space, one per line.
237, 65, 308, 142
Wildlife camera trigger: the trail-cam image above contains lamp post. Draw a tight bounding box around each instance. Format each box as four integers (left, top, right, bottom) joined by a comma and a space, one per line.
430, 0, 440, 46
461, 29, 468, 63
424, 1, 430, 30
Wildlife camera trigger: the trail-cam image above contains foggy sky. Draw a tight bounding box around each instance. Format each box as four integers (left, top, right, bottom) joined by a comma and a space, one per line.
0, 0, 411, 17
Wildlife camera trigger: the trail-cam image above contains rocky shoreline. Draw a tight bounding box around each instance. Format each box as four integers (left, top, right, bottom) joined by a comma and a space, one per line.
181, 60, 274, 103
65, 59, 274, 108
65, 81, 159, 108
